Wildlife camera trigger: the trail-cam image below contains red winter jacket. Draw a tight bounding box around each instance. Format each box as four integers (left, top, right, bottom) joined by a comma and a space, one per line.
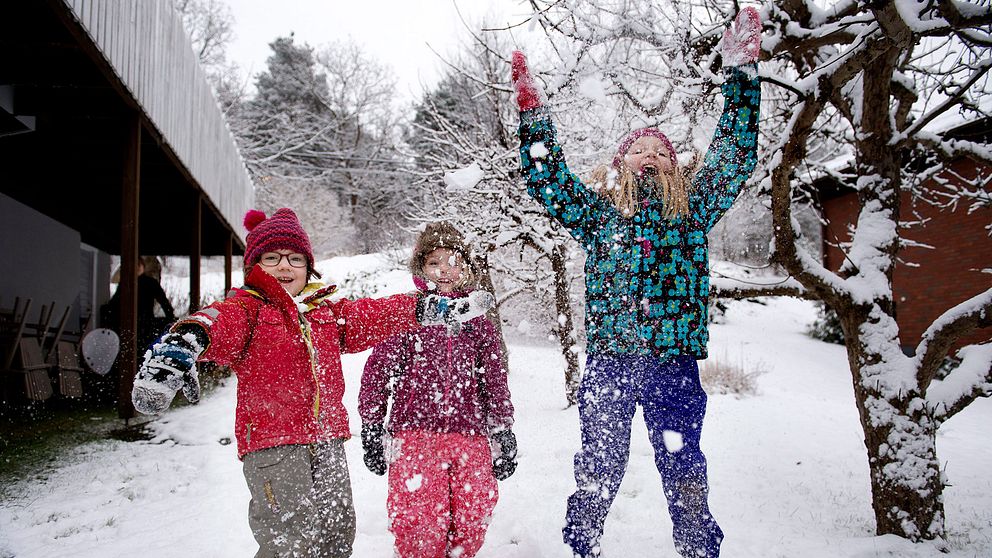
177, 266, 419, 459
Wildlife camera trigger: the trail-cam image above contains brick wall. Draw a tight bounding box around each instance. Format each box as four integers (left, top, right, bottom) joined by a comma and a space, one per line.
821, 158, 991, 353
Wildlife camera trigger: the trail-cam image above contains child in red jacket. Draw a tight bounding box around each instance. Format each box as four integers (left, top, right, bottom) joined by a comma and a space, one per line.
359, 222, 516, 558
131, 209, 493, 558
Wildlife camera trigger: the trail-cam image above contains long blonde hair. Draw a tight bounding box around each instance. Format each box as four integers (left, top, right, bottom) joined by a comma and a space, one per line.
589, 158, 694, 219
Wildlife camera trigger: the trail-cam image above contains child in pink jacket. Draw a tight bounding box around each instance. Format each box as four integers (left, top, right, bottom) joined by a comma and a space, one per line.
359, 222, 516, 558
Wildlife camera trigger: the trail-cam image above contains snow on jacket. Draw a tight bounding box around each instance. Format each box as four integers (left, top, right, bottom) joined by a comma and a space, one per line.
176, 265, 420, 459
358, 289, 513, 436
518, 64, 761, 359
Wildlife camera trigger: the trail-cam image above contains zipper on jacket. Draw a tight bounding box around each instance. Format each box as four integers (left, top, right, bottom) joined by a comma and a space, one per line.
298, 313, 320, 419
442, 333, 454, 428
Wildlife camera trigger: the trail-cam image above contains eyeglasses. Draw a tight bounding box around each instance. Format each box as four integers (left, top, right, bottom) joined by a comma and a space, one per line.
258, 252, 308, 268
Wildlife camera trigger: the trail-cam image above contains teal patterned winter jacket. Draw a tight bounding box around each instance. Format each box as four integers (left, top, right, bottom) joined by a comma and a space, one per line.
518, 65, 760, 358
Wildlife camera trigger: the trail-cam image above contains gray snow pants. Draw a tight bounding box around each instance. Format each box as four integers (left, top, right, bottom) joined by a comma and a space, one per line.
243, 440, 356, 558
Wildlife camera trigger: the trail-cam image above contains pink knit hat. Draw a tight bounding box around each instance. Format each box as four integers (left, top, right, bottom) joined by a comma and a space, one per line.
243, 208, 313, 268
612, 128, 677, 169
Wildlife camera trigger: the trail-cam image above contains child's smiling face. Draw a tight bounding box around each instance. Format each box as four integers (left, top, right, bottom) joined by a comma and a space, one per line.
624, 135, 674, 177
424, 248, 465, 294
257, 249, 308, 296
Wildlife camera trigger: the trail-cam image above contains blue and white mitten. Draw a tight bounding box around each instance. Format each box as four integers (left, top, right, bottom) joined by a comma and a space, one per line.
132, 330, 204, 415
416, 291, 496, 334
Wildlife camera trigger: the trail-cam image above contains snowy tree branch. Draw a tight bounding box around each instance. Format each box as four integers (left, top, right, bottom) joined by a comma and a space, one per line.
710, 275, 810, 300
926, 343, 992, 422
913, 133, 992, 168
916, 287, 992, 390
770, 92, 850, 305
896, 59, 992, 147
934, 0, 992, 35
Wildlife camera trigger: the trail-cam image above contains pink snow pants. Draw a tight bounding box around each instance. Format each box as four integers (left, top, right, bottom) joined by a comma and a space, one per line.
387, 430, 499, 558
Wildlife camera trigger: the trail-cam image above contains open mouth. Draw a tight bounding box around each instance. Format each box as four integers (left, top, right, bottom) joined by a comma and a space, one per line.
276, 277, 296, 284
640, 165, 659, 176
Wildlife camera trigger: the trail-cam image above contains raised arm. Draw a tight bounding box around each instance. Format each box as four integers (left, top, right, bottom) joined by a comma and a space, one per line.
131, 296, 254, 415
514, 51, 608, 250
689, 7, 763, 233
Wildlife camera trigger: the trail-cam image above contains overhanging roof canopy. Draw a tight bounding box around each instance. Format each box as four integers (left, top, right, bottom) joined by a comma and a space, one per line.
0, 0, 252, 256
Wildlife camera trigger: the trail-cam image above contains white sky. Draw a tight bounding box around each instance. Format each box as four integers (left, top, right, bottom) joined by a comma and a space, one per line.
222, 0, 525, 102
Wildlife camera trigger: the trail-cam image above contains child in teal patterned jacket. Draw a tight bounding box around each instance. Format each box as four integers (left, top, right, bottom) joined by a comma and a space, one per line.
512, 8, 762, 558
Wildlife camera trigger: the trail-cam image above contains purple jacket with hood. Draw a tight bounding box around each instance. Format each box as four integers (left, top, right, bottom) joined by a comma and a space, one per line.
358, 279, 514, 436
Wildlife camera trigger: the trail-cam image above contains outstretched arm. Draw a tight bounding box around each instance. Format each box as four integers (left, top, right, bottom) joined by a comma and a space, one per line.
690, 7, 763, 233
132, 296, 258, 415
514, 51, 607, 250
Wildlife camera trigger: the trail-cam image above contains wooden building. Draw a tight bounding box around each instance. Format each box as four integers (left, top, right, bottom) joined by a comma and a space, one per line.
1, 0, 254, 417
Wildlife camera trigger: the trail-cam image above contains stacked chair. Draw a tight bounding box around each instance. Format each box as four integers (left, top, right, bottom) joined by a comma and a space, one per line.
1, 297, 87, 402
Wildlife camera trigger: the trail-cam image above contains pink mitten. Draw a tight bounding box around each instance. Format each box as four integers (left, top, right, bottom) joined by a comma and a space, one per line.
720, 7, 762, 67
511, 51, 544, 111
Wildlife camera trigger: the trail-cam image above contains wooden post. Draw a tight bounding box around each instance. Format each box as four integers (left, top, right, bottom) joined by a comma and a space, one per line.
118, 113, 140, 420
224, 233, 233, 294
189, 197, 202, 312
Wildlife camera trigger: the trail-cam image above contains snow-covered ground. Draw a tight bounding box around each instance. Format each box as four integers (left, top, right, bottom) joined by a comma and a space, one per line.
1, 256, 990, 558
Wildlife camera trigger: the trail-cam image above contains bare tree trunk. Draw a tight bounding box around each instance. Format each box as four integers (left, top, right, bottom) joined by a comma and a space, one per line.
551, 243, 580, 406
476, 251, 511, 373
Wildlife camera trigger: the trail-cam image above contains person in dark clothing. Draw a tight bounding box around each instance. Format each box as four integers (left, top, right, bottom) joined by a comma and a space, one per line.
101, 257, 176, 354
135, 264, 175, 352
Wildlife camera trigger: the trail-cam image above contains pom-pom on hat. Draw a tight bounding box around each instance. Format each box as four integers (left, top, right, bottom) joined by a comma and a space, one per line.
243, 208, 313, 268
612, 128, 677, 169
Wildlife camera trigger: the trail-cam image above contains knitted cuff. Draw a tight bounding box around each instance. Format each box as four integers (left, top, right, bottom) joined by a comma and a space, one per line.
520, 106, 552, 127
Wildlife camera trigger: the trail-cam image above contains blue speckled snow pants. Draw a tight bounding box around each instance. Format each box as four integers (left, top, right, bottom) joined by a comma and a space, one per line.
563, 355, 723, 558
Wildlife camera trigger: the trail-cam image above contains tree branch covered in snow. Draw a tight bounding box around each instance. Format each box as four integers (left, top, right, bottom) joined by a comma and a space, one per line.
223, 36, 410, 253
917, 287, 992, 391
926, 342, 992, 422
710, 276, 809, 300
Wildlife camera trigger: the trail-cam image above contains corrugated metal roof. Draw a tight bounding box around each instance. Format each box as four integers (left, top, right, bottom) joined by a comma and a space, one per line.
63, 0, 252, 245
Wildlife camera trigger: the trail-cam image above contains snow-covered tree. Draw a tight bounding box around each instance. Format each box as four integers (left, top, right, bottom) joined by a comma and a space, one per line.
315, 40, 410, 252
519, 0, 991, 542
404, 35, 585, 405
232, 36, 408, 255
172, 0, 245, 109
173, 0, 233, 68
760, 0, 992, 541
